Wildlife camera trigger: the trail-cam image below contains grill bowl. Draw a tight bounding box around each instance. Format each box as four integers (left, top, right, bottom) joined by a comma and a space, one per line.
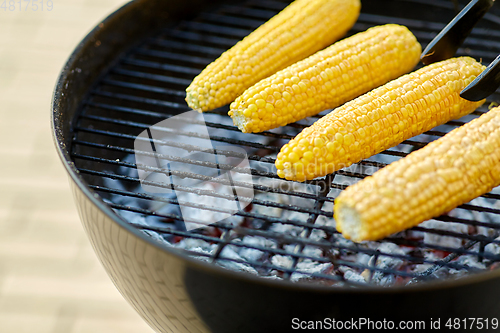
53, 0, 500, 332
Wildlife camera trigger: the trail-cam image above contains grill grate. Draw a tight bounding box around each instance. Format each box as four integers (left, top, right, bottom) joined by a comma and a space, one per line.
71, 0, 500, 287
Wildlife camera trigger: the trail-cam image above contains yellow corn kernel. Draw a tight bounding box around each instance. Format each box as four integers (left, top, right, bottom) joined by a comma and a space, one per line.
335, 106, 500, 242
275, 57, 486, 181
185, 0, 361, 112
231, 24, 421, 133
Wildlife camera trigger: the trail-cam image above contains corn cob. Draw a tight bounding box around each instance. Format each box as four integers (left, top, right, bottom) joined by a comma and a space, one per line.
335, 106, 500, 242
185, 0, 361, 112
275, 57, 486, 182
229, 24, 421, 133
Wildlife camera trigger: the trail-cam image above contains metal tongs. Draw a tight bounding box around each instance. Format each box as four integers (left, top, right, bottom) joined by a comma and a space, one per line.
421, 0, 497, 101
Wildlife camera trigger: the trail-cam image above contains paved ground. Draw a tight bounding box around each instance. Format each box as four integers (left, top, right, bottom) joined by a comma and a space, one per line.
0, 1, 153, 332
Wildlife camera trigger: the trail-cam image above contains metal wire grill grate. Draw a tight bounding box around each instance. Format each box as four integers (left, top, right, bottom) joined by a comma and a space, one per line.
71, 0, 500, 287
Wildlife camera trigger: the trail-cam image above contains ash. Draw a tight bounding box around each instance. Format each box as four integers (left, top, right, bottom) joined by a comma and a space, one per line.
102, 112, 500, 288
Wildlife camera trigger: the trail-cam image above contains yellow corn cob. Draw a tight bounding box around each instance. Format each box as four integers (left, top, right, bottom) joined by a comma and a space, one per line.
275, 57, 486, 182
229, 24, 421, 133
335, 106, 500, 242
185, 0, 361, 112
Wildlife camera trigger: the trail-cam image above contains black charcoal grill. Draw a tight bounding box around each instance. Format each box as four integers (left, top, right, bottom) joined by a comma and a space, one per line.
53, 0, 500, 332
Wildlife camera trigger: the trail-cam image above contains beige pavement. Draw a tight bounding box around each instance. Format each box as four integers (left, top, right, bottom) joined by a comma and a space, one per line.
0, 1, 153, 332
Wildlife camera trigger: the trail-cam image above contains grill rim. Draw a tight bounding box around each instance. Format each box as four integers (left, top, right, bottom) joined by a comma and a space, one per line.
52, 0, 500, 293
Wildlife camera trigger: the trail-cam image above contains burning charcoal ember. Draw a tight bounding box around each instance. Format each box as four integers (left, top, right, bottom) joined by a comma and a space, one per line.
289, 194, 318, 210
321, 200, 334, 214
420, 219, 469, 249
470, 194, 500, 211
175, 182, 245, 229
252, 192, 288, 218
376, 243, 408, 263
331, 174, 359, 191
218, 246, 259, 274
144, 228, 172, 245
338, 265, 363, 280
467, 197, 499, 232
360, 269, 371, 281
485, 239, 500, 256
426, 255, 486, 281
316, 203, 336, 228
476, 224, 499, 240
450, 206, 490, 224
332, 234, 359, 251
489, 261, 500, 271
271, 255, 294, 270
301, 246, 323, 257
308, 228, 328, 242
283, 244, 298, 253
269, 223, 304, 237
313, 221, 333, 240
173, 238, 217, 254
404, 228, 426, 240
107, 203, 147, 225
409, 249, 485, 282
360, 241, 384, 251
234, 236, 274, 262
291, 260, 333, 282
371, 273, 396, 286
343, 269, 367, 284
326, 188, 342, 201
369, 243, 407, 286
355, 252, 373, 268
411, 262, 434, 275
285, 211, 311, 224
260, 275, 282, 280
455, 254, 487, 271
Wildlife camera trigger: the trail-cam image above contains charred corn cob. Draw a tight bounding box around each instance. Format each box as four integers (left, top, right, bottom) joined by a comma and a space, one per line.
275, 57, 486, 182
185, 0, 361, 112
229, 24, 421, 133
335, 106, 500, 242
